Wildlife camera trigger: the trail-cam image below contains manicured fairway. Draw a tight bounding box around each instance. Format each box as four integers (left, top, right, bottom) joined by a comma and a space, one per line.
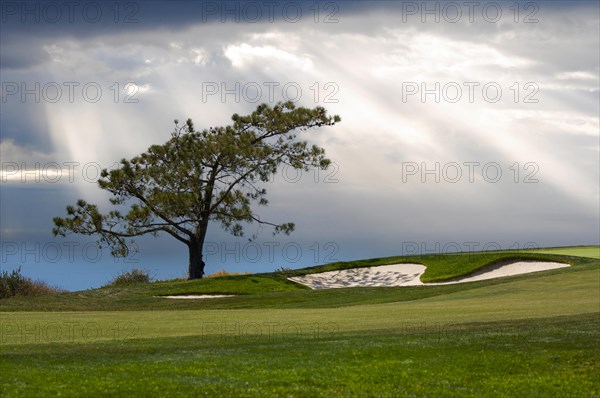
1, 268, 598, 345
1, 248, 598, 397
1, 313, 598, 397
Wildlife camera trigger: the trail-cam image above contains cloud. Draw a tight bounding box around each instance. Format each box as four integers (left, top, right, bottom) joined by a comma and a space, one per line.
373, 31, 535, 80
556, 71, 598, 81
225, 43, 314, 71
0, 139, 56, 165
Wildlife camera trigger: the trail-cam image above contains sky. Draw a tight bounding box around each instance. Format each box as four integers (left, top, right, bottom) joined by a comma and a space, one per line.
1, 0, 599, 291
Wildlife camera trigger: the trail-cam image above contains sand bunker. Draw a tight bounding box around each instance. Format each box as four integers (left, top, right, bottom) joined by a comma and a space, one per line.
159, 294, 236, 299
287, 261, 569, 289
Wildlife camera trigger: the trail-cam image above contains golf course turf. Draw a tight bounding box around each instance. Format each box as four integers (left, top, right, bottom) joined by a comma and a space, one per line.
1, 246, 598, 397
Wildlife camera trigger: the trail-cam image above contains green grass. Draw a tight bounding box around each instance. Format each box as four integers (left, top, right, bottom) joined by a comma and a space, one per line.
1, 267, 598, 345
1, 314, 598, 397
1, 249, 589, 312
0, 246, 598, 396
523, 245, 600, 259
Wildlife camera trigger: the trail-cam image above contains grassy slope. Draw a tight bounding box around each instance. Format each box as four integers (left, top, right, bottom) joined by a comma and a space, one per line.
0, 247, 598, 396
282, 250, 577, 282
2, 249, 595, 312
524, 245, 600, 259
1, 267, 598, 345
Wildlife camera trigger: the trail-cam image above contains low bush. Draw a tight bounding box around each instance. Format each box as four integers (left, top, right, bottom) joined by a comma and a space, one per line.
0, 267, 63, 299
205, 269, 251, 278
106, 268, 151, 287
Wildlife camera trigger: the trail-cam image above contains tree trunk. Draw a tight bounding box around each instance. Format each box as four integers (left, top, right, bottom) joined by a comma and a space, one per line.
188, 238, 205, 279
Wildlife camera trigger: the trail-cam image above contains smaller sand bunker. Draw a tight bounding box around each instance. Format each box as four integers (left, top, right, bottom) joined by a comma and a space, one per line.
287, 261, 569, 290
159, 294, 236, 299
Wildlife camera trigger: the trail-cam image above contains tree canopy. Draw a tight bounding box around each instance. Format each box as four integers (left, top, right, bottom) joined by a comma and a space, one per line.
53, 101, 341, 278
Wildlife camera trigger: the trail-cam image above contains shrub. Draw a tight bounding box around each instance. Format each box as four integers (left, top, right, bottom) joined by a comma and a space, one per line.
0, 266, 64, 299
205, 269, 251, 278
106, 268, 151, 287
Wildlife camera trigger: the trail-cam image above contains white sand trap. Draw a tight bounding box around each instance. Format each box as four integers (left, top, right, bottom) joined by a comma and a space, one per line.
288, 264, 427, 289
287, 261, 569, 289
159, 294, 236, 299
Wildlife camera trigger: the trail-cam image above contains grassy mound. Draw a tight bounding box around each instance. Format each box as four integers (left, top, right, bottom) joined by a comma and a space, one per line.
280, 250, 574, 282
0, 246, 597, 312
151, 274, 305, 296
